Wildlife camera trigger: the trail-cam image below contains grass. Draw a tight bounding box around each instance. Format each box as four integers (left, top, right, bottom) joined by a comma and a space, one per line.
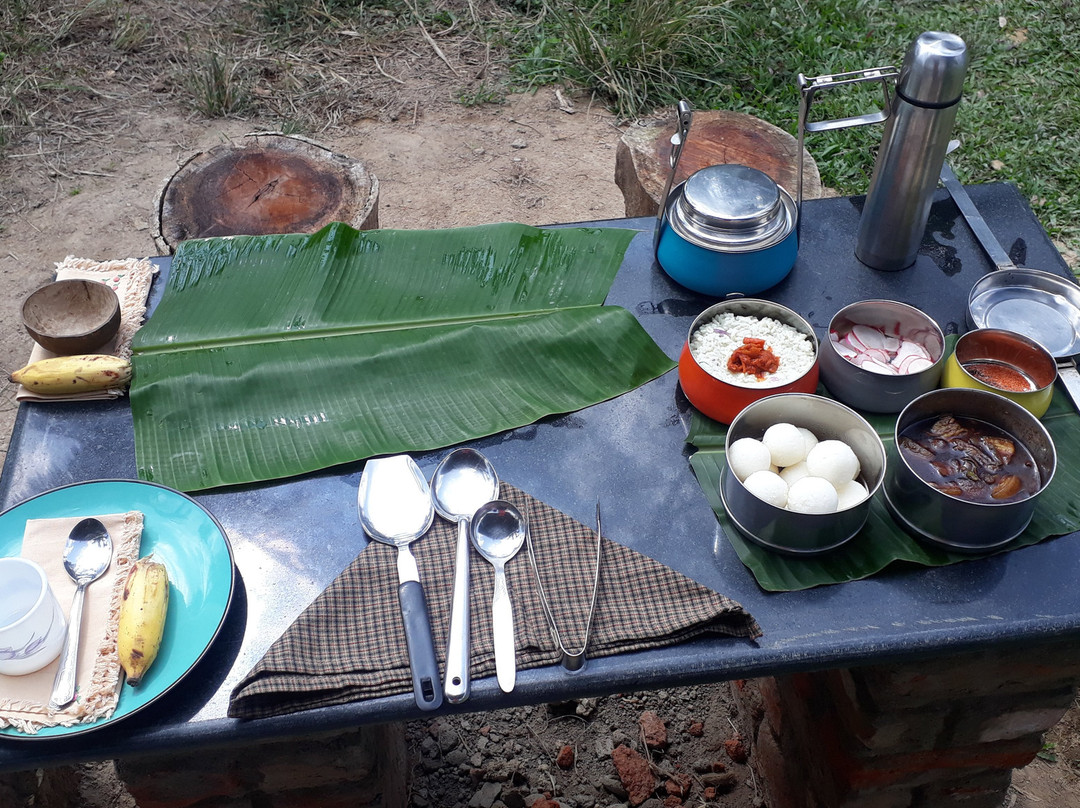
1, 0, 1077, 261
509, 0, 1080, 263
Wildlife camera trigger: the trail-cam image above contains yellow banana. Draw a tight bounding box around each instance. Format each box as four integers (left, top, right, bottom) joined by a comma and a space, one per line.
117, 556, 170, 687
9, 354, 132, 395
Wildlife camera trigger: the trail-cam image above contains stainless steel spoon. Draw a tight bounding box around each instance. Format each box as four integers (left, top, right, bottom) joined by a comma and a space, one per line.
430, 449, 499, 704
358, 455, 443, 711
470, 500, 527, 694
49, 517, 113, 710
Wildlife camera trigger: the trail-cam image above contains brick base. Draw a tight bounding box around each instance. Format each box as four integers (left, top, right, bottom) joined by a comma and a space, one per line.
115, 723, 407, 808
732, 640, 1080, 808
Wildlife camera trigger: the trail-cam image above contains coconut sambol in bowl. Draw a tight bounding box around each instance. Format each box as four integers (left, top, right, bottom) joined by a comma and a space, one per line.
678, 298, 820, 425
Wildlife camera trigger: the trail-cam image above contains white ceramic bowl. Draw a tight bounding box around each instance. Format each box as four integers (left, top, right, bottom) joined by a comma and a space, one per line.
0, 557, 68, 676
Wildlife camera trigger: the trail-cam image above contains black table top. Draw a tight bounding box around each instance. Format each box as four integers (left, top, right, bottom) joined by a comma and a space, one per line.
3, 183, 1078, 770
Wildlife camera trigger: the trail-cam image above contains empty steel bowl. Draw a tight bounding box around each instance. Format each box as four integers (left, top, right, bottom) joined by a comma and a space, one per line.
720, 393, 887, 555
22, 279, 121, 354
883, 388, 1056, 553
819, 299, 946, 414
679, 298, 819, 425
942, 328, 1057, 418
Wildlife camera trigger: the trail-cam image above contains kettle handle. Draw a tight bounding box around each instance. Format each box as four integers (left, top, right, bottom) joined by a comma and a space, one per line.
653, 101, 694, 256
795, 67, 898, 217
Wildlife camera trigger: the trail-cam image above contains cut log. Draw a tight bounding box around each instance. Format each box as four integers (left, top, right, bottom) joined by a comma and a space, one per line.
153, 132, 379, 254
615, 110, 823, 218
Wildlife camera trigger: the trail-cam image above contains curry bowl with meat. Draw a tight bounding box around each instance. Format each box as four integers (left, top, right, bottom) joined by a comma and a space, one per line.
883, 388, 1056, 553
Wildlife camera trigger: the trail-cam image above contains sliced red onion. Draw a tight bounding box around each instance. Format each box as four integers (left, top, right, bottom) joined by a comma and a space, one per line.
834, 322, 936, 376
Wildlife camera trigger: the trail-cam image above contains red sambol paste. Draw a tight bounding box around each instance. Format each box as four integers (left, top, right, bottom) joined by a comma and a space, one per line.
728, 337, 780, 380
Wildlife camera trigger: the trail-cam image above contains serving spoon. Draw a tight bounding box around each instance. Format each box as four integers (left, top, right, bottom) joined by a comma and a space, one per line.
430, 449, 499, 704
470, 500, 527, 693
49, 517, 113, 710
358, 455, 443, 711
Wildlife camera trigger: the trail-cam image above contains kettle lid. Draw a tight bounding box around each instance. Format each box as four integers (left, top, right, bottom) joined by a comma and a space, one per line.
672, 164, 793, 250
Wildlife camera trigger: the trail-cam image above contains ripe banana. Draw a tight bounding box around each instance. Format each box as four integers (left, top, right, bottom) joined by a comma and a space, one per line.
9, 354, 132, 395
117, 556, 170, 687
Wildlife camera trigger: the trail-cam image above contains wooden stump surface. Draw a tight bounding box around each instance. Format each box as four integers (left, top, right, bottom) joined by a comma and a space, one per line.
615, 110, 823, 218
154, 133, 379, 254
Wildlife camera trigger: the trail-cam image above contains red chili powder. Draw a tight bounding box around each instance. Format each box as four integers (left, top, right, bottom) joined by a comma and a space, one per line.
728, 337, 780, 380
962, 361, 1034, 393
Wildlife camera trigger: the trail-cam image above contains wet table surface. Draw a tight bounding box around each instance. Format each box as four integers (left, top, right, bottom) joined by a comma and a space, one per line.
2, 183, 1079, 770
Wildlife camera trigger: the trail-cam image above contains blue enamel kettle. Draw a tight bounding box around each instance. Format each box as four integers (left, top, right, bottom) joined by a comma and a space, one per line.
654, 102, 799, 298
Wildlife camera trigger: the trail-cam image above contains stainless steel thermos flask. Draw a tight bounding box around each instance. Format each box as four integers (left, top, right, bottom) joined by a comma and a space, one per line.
855, 32, 969, 271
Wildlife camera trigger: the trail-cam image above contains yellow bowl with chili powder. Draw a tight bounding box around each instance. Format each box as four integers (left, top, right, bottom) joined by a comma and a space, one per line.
942, 328, 1057, 418
679, 299, 820, 425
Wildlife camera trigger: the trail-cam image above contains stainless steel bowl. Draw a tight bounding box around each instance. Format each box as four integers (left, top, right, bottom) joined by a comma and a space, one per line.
883, 388, 1056, 553
720, 393, 887, 555
819, 299, 945, 414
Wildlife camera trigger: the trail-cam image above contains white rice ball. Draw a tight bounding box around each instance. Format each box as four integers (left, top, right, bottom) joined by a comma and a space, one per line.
779, 460, 810, 486
805, 440, 861, 488
798, 427, 819, 457
836, 479, 869, 510
743, 470, 789, 508
762, 422, 807, 467
786, 476, 839, 514
728, 438, 772, 482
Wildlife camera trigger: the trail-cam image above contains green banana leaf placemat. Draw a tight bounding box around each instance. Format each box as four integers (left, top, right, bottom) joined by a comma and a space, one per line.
687, 384, 1080, 592
131, 222, 675, 492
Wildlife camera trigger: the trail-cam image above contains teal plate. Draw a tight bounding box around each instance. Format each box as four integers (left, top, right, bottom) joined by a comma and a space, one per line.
0, 480, 234, 739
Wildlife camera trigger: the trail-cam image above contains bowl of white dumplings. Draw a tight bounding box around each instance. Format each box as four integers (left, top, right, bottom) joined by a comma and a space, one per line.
720, 393, 887, 555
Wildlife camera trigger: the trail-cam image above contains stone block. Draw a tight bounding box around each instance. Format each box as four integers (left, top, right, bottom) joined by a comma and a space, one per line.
847, 642, 1080, 711
118, 724, 406, 808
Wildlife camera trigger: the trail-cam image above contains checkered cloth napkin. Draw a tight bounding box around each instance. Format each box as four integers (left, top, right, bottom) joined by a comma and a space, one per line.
228, 483, 761, 719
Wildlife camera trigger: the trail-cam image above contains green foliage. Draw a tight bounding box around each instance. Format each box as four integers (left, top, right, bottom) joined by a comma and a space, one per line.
111, 11, 152, 53
190, 50, 250, 118
505, 0, 1080, 262
458, 84, 507, 107
247, 0, 404, 39
515, 0, 731, 119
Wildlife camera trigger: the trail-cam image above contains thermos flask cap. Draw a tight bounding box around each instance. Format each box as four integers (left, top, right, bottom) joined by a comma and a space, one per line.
896, 31, 969, 107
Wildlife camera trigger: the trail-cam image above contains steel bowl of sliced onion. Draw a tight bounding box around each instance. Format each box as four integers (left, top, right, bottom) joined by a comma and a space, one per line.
819, 299, 946, 414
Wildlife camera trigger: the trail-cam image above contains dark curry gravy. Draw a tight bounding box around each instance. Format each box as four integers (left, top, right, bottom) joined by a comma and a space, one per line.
898, 414, 1040, 504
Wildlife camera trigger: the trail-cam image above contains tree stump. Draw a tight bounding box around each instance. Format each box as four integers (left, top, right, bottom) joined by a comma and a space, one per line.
615, 110, 823, 218
153, 133, 380, 254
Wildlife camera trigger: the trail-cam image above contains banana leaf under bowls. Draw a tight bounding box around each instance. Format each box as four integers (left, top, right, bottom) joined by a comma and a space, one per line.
720, 393, 887, 556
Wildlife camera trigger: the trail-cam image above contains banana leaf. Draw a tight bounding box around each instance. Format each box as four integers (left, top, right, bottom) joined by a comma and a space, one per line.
130, 222, 674, 492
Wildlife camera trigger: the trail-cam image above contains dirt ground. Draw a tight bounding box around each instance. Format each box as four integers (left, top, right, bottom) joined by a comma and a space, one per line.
2, 74, 1079, 808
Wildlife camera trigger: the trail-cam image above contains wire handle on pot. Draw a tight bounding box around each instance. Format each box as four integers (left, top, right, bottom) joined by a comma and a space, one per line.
653, 101, 694, 256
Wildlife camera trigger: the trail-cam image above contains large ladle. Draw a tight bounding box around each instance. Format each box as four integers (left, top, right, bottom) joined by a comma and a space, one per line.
358, 455, 443, 711
940, 152, 1080, 413
430, 448, 499, 703
471, 500, 527, 694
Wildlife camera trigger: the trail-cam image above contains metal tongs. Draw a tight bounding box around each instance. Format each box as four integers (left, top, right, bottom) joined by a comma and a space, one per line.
525, 501, 604, 672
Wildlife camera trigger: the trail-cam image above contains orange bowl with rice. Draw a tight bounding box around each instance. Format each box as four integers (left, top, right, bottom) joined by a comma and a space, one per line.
678, 299, 820, 424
